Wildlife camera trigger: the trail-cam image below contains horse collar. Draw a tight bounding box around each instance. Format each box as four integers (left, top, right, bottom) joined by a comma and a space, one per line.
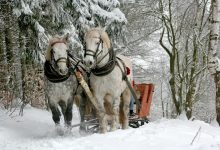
91, 47, 116, 76
44, 61, 70, 83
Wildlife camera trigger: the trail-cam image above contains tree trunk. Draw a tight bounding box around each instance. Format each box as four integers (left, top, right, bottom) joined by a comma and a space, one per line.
208, 0, 220, 125
2, 1, 22, 107
185, 35, 198, 119
215, 74, 220, 123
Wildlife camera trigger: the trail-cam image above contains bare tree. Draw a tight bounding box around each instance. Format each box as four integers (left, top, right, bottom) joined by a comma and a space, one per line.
208, 0, 220, 125
159, 0, 209, 118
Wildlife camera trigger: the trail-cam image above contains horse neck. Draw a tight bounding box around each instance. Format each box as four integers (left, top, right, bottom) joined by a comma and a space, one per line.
96, 47, 110, 68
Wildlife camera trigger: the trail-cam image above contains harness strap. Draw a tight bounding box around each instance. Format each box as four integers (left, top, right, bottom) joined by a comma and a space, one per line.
44, 61, 71, 83
55, 57, 67, 64
44, 51, 83, 83
91, 47, 116, 76
51, 41, 66, 47
116, 57, 141, 110
84, 38, 103, 58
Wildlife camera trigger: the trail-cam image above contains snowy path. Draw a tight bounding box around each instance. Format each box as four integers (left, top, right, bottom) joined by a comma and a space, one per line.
0, 107, 220, 150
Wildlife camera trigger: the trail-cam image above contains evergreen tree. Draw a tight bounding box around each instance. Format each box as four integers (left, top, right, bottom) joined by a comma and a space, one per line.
0, 0, 127, 108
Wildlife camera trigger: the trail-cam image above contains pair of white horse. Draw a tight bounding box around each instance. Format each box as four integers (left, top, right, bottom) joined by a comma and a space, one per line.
45, 27, 132, 133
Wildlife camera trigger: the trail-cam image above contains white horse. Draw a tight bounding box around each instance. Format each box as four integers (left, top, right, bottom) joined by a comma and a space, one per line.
44, 34, 83, 130
82, 27, 132, 133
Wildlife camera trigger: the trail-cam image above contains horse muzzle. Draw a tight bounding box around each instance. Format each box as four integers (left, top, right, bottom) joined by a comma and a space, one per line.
83, 58, 95, 68
58, 68, 68, 75
56, 59, 69, 75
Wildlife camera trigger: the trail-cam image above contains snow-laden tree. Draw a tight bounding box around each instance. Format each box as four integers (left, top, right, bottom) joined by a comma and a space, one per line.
13, 0, 127, 61
0, 0, 23, 108
0, 0, 128, 109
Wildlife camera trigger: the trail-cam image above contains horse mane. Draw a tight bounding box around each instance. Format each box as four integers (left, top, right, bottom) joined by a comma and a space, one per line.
85, 27, 111, 49
45, 36, 65, 61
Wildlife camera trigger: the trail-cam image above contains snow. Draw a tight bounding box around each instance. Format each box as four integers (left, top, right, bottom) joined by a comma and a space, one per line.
13, 8, 22, 17
21, 0, 33, 15
90, 0, 127, 24
91, 5, 127, 23
35, 22, 45, 33
1, 107, 220, 150
94, 0, 120, 7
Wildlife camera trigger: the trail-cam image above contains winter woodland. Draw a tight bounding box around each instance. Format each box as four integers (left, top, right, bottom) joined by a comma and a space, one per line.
1, 0, 220, 149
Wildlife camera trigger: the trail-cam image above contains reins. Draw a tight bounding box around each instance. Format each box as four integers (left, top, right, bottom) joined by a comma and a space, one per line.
84, 38, 103, 58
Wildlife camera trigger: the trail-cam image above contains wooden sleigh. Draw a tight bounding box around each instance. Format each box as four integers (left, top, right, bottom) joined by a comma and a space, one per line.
129, 83, 154, 128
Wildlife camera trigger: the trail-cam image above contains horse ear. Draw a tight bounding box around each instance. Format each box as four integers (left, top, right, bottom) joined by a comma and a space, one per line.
63, 33, 69, 43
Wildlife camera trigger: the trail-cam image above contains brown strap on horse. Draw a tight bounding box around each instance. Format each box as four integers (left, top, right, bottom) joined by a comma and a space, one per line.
116, 57, 141, 110
124, 73, 141, 110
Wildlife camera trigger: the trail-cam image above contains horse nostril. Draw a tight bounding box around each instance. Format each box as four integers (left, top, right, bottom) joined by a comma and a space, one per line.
89, 61, 93, 66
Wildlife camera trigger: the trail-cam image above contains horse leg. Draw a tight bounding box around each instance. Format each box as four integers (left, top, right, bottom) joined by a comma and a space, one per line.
49, 102, 61, 125
78, 92, 87, 131
111, 97, 120, 131
96, 95, 107, 133
99, 111, 108, 133
65, 98, 74, 127
121, 87, 131, 129
58, 100, 67, 119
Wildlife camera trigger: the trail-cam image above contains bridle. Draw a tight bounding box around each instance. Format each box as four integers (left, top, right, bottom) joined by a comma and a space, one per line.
84, 35, 116, 76
84, 36, 111, 68
44, 40, 70, 83
44, 40, 73, 83
84, 37, 103, 59
50, 41, 69, 68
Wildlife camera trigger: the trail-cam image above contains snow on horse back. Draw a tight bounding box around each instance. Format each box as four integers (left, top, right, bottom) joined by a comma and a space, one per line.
82, 27, 132, 133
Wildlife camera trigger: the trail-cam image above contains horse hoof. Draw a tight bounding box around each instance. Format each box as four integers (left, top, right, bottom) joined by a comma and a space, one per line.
56, 125, 65, 136
100, 131, 107, 134
110, 127, 117, 132
100, 128, 107, 134
122, 126, 129, 130
79, 129, 88, 135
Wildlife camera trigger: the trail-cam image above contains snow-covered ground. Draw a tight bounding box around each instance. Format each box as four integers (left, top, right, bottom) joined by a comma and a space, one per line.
0, 106, 220, 150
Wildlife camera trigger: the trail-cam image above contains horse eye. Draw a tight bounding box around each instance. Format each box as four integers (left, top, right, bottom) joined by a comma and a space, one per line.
96, 42, 99, 45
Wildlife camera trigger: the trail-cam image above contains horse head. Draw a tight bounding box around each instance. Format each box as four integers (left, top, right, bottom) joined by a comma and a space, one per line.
46, 34, 69, 75
83, 27, 111, 68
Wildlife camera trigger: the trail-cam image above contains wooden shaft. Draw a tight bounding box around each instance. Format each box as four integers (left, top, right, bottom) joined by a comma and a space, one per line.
75, 71, 100, 112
